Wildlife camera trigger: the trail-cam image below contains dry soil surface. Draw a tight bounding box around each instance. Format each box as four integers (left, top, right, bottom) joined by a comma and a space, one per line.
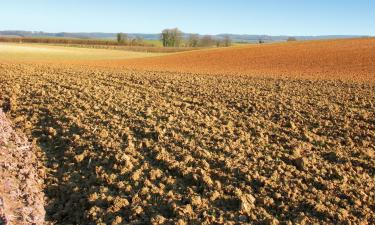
111, 38, 375, 83
0, 109, 45, 224
0, 62, 374, 224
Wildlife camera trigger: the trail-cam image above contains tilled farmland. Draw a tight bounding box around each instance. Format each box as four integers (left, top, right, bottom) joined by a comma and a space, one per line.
0, 62, 374, 225
114, 38, 375, 83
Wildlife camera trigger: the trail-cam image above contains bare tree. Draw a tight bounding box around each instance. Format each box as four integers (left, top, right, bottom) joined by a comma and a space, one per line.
187, 34, 199, 47
199, 35, 215, 47
223, 35, 232, 47
135, 36, 144, 46
161, 29, 171, 47
161, 28, 183, 47
173, 28, 183, 47
287, 37, 297, 42
117, 33, 127, 44
216, 39, 221, 47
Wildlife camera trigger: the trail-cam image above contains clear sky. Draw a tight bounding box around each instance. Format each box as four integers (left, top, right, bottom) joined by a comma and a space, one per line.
0, 0, 374, 35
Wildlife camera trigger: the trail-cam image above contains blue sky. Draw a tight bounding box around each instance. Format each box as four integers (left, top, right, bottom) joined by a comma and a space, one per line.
0, 0, 374, 35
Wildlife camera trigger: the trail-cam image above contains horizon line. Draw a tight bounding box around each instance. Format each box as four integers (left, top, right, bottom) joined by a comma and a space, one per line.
0, 29, 372, 37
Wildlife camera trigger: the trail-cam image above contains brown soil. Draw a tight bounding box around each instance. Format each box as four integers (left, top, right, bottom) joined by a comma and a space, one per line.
0, 109, 45, 224
0, 62, 374, 224
109, 38, 375, 83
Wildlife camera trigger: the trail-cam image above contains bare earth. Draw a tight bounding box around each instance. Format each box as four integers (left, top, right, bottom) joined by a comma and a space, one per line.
0, 39, 374, 224
112, 38, 375, 82
0, 109, 45, 224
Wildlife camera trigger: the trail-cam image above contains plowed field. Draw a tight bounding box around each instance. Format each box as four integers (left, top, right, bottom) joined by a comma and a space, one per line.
0, 39, 374, 224
113, 38, 375, 82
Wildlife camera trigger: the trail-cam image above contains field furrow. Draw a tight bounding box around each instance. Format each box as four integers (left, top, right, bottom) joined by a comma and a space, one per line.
0, 62, 374, 224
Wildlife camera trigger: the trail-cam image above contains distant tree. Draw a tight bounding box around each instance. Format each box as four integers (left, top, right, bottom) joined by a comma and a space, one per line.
199, 35, 215, 47
173, 28, 183, 47
161, 28, 183, 47
130, 38, 137, 46
117, 33, 127, 44
135, 36, 144, 45
258, 39, 265, 44
161, 29, 170, 47
187, 34, 199, 47
216, 39, 221, 47
223, 35, 232, 47
287, 37, 297, 42
117, 33, 121, 42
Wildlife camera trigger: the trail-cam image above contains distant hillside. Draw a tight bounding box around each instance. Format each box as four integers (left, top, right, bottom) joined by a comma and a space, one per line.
0, 30, 369, 43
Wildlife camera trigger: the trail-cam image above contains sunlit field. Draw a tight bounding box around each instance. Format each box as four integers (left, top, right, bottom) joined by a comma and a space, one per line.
1, 39, 374, 224
0, 43, 166, 62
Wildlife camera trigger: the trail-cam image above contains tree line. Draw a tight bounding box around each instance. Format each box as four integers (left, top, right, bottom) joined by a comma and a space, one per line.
160, 28, 232, 47
0, 36, 152, 47
0, 29, 232, 49
116, 33, 146, 46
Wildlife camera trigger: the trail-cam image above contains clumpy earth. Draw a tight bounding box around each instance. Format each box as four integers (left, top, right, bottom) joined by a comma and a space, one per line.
0, 109, 45, 224
0, 62, 374, 224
